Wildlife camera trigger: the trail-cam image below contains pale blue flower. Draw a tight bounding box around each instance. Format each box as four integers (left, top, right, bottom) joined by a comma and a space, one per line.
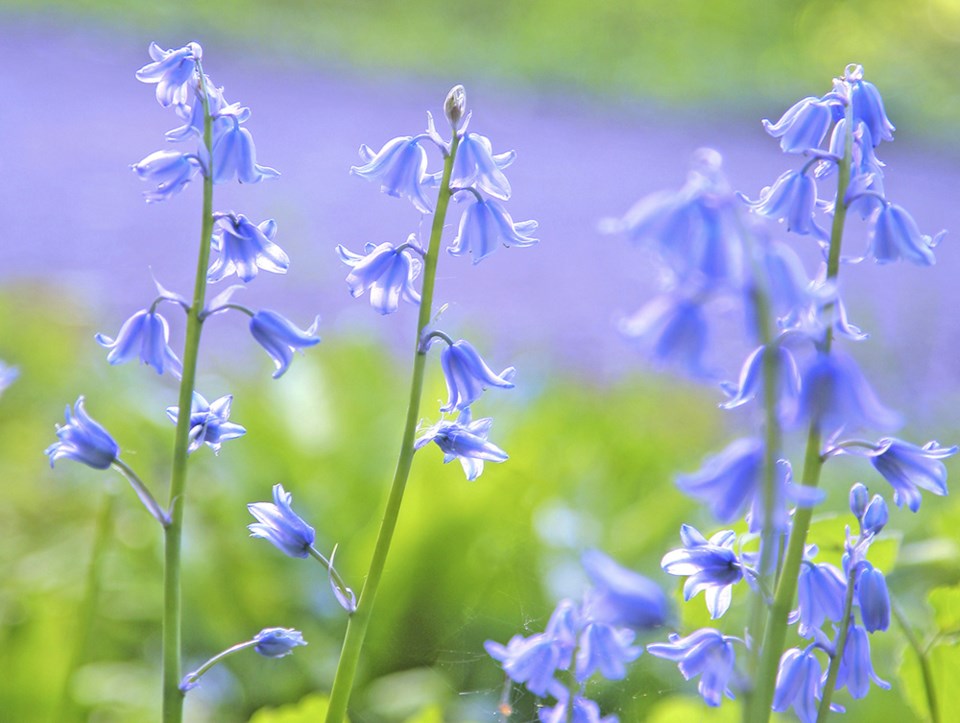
249, 310, 320, 378
796, 556, 846, 635
647, 628, 738, 707
762, 96, 836, 154
484, 633, 565, 698
581, 549, 669, 630
253, 627, 307, 658
539, 696, 618, 723
96, 309, 183, 378
46, 397, 119, 470
857, 565, 890, 633
748, 170, 827, 240
0, 362, 17, 397
248, 483, 316, 558
208, 213, 288, 283
864, 438, 954, 512
835, 624, 890, 698
849, 482, 869, 520
676, 438, 762, 523
210, 108, 279, 184
165, 391, 246, 454
661, 525, 742, 619
574, 622, 641, 682
135, 42, 201, 107
797, 351, 899, 434
352, 135, 434, 213
619, 295, 711, 378
772, 647, 827, 723
720, 344, 801, 424
132, 150, 202, 202
336, 239, 422, 315
450, 132, 515, 199
866, 202, 945, 266
845, 64, 895, 147
438, 338, 515, 412
448, 197, 538, 263
414, 408, 507, 481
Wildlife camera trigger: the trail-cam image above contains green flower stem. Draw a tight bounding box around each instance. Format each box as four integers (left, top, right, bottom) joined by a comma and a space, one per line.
180, 640, 258, 691
747, 100, 853, 723
162, 63, 215, 723
112, 458, 169, 526
325, 132, 461, 723
892, 598, 940, 723
308, 545, 354, 610
816, 566, 858, 721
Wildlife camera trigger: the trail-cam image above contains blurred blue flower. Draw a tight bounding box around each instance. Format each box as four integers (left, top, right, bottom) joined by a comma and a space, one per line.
352, 135, 434, 213
249, 310, 320, 379
437, 338, 515, 412
835, 624, 890, 699
539, 695, 618, 723
485, 633, 564, 699
720, 344, 801, 424
414, 408, 508, 481
762, 96, 835, 154
845, 64, 895, 147
46, 397, 120, 470
248, 483, 316, 559
661, 525, 743, 619
0, 362, 18, 397
210, 108, 279, 184
450, 132, 515, 199
336, 239, 422, 315
253, 627, 307, 658
857, 565, 890, 633
581, 549, 669, 629
166, 391, 246, 454
209, 213, 288, 283
574, 622, 641, 682
619, 295, 711, 378
747, 170, 827, 240
861, 438, 955, 512
772, 647, 828, 723
448, 196, 538, 263
676, 438, 762, 523
135, 41, 201, 107
132, 149, 202, 202
166, 75, 223, 142
797, 351, 899, 434
647, 628, 738, 707
96, 309, 183, 378
796, 556, 846, 635
866, 202, 945, 266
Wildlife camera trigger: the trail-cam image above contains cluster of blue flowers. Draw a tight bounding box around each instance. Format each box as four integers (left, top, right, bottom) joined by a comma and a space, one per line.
600, 64, 954, 721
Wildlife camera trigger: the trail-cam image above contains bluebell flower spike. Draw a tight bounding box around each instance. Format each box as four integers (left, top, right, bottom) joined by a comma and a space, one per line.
249, 310, 320, 378
45, 396, 120, 470
248, 483, 316, 558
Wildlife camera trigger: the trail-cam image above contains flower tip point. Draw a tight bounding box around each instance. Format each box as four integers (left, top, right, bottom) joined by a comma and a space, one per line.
445, 84, 467, 129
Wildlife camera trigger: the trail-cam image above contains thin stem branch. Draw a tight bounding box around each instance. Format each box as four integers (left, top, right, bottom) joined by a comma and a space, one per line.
112, 459, 170, 526
817, 568, 858, 721
180, 640, 258, 691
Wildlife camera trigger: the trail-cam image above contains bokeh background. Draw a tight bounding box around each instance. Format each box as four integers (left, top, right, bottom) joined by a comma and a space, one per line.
1, 1, 959, 721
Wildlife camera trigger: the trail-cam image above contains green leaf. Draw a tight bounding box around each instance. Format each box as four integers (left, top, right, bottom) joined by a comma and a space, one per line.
248, 694, 343, 723
929, 584, 960, 631
898, 639, 960, 723
646, 695, 740, 722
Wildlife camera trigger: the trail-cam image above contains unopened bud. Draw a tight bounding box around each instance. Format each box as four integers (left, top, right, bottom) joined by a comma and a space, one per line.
444, 84, 466, 130
862, 494, 888, 535
849, 482, 869, 520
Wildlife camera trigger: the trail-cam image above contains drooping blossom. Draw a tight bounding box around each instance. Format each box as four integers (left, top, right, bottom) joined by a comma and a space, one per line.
208, 213, 288, 283
132, 149, 202, 202
249, 310, 320, 378
135, 41, 201, 107
436, 337, 515, 412
647, 628, 738, 707
414, 407, 507, 481
834, 624, 890, 699
96, 309, 183, 378
351, 135, 434, 213
253, 627, 308, 658
45, 397, 120, 470
448, 196, 538, 263
337, 239, 422, 315
247, 483, 316, 559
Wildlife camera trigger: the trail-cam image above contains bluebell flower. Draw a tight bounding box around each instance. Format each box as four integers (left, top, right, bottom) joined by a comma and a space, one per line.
772, 647, 827, 723
450, 132, 515, 199
248, 483, 316, 558
437, 338, 515, 412
676, 438, 762, 523
757, 240, 815, 326
747, 170, 827, 240
863, 438, 955, 512
796, 556, 846, 635
574, 622, 641, 682
210, 108, 279, 184
485, 633, 565, 698
619, 295, 711, 378
845, 64, 895, 147
448, 196, 538, 263
352, 135, 434, 213
797, 351, 899, 434
46, 397, 120, 470
539, 695, 618, 723
253, 627, 307, 658
135, 42, 201, 107
857, 564, 890, 633
166, 75, 223, 142
581, 549, 669, 629
336, 239, 422, 315
249, 310, 320, 379
849, 482, 870, 520
647, 628, 738, 707
720, 344, 801, 424
208, 213, 288, 283
834, 624, 890, 698
96, 309, 183, 378
543, 599, 580, 667
762, 96, 836, 154
861, 494, 888, 536
661, 525, 742, 619
165, 391, 246, 454
414, 408, 508, 481
0, 362, 18, 397
866, 202, 945, 266
132, 150, 202, 202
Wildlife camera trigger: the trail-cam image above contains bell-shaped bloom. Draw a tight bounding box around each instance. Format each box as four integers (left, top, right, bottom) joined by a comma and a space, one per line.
757, 240, 815, 326
857, 565, 891, 633
662, 525, 743, 619
132, 150, 202, 202
845, 64, 895, 146
249, 310, 320, 379
46, 397, 120, 470
450, 132, 515, 199
834, 624, 890, 699
208, 214, 288, 283
861, 438, 955, 512
414, 408, 508, 481
747, 170, 826, 240
538, 695, 618, 723
762, 96, 835, 154
485, 633, 565, 698
574, 622, 641, 682
796, 558, 847, 635
581, 549, 669, 630
861, 494, 888, 536
248, 483, 316, 558
336, 240, 422, 315
448, 197, 538, 263
772, 647, 827, 723
166, 75, 224, 142
438, 338, 515, 412
647, 628, 738, 707
543, 599, 580, 668
352, 135, 434, 213
166, 391, 246, 454
96, 309, 183, 378
135, 41, 201, 107
796, 351, 899, 434
676, 438, 762, 523
720, 344, 801, 424
210, 114, 279, 184
849, 482, 870, 520
619, 295, 711, 378
252, 627, 307, 658
866, 202, 945, 266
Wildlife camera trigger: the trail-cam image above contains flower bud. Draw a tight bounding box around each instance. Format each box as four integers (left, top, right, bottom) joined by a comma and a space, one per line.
444, 84, 467, 130
862, 494, 888, 535
849, 482, 869, 520
857, 565, 890, 632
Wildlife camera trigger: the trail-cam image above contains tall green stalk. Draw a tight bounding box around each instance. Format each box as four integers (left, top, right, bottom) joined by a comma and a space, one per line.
324, 131, 461, 723
161, 66, 215, 723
